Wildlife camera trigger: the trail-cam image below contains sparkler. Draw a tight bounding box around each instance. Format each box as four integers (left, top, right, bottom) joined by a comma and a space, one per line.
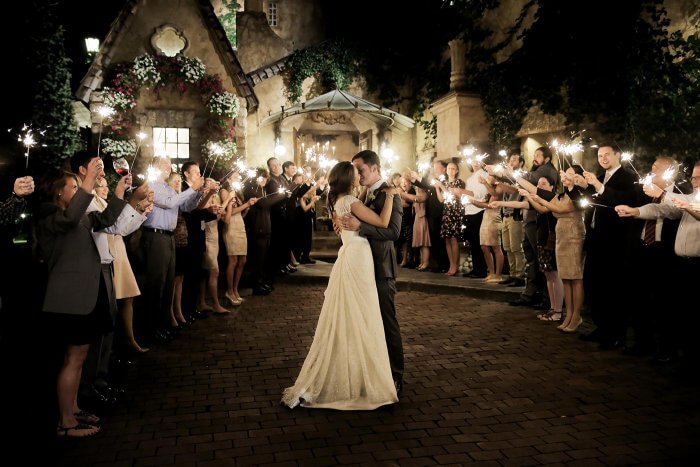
203, 142, 226, 178
96, 106, 115, 157
18, 124, 46, 170
621, 152, 643, 180
146, 166, 162, 183
578, 197, 611, 209
443, 191, 455, 204
418, 162, 430, 174
130, 132, 148, 168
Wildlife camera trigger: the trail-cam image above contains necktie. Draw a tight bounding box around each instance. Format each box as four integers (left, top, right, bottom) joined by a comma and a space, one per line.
642, 197, 660, 245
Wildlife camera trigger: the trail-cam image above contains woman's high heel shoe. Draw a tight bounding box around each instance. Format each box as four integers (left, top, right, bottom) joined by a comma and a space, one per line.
225, 291, 242, 306
563, 317, 583, 332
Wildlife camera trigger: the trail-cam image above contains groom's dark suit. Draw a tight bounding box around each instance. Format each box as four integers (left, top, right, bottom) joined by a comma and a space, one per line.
360, 183, 405, 385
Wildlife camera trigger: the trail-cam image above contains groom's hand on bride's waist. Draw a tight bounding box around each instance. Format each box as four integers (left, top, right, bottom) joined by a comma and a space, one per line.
339, 214, 361, 232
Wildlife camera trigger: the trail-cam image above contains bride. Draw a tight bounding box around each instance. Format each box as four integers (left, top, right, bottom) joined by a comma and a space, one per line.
281, 161, 399, 410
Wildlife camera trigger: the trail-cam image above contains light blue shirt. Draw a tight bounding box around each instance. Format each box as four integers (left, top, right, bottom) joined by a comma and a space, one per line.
143, 181, 202, 231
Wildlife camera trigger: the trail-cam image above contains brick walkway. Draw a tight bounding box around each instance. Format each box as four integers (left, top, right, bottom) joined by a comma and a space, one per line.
57, 283, 700, 466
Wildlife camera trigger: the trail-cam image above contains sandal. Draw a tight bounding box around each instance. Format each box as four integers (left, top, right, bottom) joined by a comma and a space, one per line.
540, 311, 562, 322
74, 410, 100, 424
536, 309, 553, 320
57, 423, 101, 438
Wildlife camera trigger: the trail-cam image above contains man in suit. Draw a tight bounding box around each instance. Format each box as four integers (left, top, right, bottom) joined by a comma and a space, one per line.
340, 150, 405, 395
572, 143, 636, 349
615, 156, 681, 357
266, 157, 295, 279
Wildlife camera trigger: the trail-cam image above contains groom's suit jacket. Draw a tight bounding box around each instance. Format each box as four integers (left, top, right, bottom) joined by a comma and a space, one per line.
359, 183, 403, 279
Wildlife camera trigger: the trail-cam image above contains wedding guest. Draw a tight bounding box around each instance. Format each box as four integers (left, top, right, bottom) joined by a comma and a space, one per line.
244, 168, 287, 295
266, 158, 296, 278
572, 143, 636, 349
529, 167, 586, 332
93, 178, 153, 353
500, 152, 526, 286
180, 161, 218, 329
435, 161, 466, 276
400, 184, 431, 270
460, 159, 490, 278
616, 161, 700, 368
141, 157, 205, 344
293, 187, 320, 266
221, 174, 257, 306
37, 160, 125, 438
519, 176, 563, 321
200, 189, 229, 314
471, 176, 504, 283
502, 147, 559, 308
69, 151, 149, 402
168, 173, 191, 327
409, 158, 449, 272
0, 176, 33, 228
397, 176, 415, 267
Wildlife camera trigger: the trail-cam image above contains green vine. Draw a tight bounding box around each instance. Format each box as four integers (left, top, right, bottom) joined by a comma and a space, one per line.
218, 1, 241, 48
282, 41, 359, 104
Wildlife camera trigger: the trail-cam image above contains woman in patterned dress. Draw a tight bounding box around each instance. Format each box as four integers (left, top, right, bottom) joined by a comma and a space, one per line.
435, 162, 465, 276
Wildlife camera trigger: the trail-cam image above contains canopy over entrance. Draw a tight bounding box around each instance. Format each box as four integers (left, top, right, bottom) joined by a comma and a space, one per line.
261, 89, 415, 132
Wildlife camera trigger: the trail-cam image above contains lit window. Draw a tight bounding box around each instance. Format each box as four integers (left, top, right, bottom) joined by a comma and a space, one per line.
153, 127, 190, 170
268, 2, 278, 27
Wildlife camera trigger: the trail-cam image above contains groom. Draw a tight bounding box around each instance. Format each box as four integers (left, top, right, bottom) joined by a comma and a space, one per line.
340, 150, 405, 395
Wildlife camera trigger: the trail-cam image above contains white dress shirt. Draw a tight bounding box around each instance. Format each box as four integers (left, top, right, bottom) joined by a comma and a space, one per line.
87, 197, 147, 264
464, 169, 488, 216
638, 193, 700, 257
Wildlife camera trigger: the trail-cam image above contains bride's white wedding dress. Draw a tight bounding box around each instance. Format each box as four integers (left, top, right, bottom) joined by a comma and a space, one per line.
281, 195, 398, 410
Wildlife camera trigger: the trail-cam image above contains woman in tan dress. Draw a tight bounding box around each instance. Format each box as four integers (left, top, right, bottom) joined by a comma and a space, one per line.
94, 178, 149, 353
400, 185, 431, 270
530, 167, 585, 332
200, 191, 229, 314
220, 175, 257, 306
470, 176, 504, 283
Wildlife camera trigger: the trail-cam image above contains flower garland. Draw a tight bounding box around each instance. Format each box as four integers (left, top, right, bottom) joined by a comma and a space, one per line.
99, 53, 240, 172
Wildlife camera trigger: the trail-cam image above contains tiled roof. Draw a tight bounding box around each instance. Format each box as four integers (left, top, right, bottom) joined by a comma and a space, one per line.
246, 56, 289, 85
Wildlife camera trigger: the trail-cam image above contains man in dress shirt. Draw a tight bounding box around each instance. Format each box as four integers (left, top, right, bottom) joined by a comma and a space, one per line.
614, 157, 680, 357
69, 150, 153, 400
616, 161, 700, 370
500, 152, 526, 287
140, 157, 205, 343
462, 159, 489, 278
500, 147, 559, 307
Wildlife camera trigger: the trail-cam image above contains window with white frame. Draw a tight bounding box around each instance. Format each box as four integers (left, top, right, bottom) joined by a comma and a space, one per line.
267, 1, 278, 27
153, 127, 190, 170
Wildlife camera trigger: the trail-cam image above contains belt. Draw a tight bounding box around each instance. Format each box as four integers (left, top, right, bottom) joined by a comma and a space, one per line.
143, 227, 173, 235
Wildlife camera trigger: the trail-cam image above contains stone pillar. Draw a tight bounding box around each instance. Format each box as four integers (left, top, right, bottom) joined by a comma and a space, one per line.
448, 38, 468, 91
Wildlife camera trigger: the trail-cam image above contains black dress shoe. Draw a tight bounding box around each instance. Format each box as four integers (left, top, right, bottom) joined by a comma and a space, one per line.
507, 278, 526, 287
465, 271, 488, 278
262, 283, 274, 291
508, 297, 535, 307
533, 301, 550, 311
305, 258, 316, 264
579, 328, 602, 342
598, 339, 623, 351
286, 265, 297, 273
500, 277, 515, 285
277, 268, 289, 276
253, 287, 271, 296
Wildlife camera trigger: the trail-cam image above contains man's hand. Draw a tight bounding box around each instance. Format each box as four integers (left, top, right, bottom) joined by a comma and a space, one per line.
583, 171, 601, 191
332, 212, 342, 236
670, 197, 690, 210
13, 176, 34, 197
114, 174, 132, 199
642, 183, 663, 199
518, 188, 531, 197
128, 183, 150, 209
247, 197, 258, 207
615, 205, 640, 217
340, 213, 361, 231
573, 174, 588, 189
207, 205, 222, 215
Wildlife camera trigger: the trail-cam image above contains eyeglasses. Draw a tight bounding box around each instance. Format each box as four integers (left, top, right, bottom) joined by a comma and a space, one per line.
691, 176, 700, 181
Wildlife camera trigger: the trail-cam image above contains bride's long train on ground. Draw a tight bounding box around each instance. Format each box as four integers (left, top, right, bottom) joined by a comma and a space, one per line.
282, 195, 398, 410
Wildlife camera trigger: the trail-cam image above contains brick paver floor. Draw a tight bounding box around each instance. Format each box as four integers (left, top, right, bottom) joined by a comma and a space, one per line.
57, 283, 700, 465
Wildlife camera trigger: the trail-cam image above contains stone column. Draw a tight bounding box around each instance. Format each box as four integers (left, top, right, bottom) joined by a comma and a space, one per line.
448, 38, 468, 91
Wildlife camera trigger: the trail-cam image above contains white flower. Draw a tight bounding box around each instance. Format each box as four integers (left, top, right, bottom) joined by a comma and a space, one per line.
101, 87, 135, 111
208, 92, 240, 118
179, 56, 206, 83
132, 54, 161, 85
102, 138, 136, 158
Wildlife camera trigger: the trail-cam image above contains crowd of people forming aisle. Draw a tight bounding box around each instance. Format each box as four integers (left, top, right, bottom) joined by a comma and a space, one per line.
0, 142, 699, 440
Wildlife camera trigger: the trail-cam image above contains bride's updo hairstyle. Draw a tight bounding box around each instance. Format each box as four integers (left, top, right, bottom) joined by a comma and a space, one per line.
327, 161, 355, 216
